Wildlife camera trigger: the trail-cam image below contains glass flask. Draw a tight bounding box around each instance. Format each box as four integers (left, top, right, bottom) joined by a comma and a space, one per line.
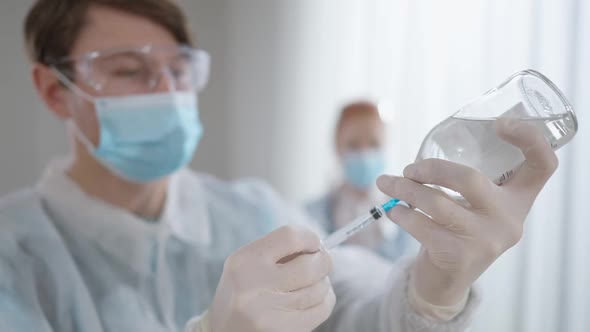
416, 69, 578, 192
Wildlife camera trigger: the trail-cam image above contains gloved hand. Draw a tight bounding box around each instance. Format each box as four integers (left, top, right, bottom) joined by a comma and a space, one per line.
377, 118, 559, 308
208, 225, 336, 332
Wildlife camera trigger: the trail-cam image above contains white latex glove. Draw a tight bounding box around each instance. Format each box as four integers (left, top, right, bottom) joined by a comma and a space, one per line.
208, 225, 336, 332
377, 118, 559, 308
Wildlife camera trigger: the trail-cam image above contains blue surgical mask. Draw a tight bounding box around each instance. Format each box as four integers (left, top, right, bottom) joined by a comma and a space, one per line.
343, 149, 386, 190
73, 92, 203, 183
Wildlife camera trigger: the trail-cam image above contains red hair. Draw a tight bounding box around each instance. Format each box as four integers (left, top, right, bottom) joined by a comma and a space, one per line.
335, 101, 382, 137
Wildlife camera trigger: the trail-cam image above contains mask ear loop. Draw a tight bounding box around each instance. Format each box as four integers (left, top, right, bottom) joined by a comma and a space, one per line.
66, 119, 97, 153
52, 67, 100, 152
51, 67, 96, 102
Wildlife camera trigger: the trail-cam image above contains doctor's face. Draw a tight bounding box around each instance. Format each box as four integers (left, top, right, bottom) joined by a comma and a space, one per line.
336, 107, 386, 162
42, 5, 183, 147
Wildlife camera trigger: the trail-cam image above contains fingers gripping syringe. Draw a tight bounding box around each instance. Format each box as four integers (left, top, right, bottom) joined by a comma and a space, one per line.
321, 198, 402, 250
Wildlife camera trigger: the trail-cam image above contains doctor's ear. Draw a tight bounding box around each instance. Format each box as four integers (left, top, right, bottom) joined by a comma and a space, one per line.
31, 64, 71, 119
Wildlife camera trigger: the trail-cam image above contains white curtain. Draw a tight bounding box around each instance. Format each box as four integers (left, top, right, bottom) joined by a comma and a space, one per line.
362, 0, 590, 331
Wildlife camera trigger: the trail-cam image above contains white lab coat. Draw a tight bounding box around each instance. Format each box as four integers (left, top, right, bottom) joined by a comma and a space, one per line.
0, 161, 479, 331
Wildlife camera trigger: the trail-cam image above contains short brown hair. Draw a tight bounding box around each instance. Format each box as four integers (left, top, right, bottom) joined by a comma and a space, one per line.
24, 0, 193, 65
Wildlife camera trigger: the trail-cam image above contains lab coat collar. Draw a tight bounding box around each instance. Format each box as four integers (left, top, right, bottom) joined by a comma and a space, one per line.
36, 160, 211, 276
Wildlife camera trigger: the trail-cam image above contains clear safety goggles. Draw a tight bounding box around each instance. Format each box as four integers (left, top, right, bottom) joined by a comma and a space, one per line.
49, 44, 210, 97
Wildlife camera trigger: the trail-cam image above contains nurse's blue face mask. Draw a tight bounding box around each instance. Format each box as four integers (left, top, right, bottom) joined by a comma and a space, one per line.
343, 149, 386, 190
51, 45, 211, 183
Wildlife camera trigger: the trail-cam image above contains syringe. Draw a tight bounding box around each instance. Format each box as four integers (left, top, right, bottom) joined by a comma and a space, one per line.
321, 198, 401, 250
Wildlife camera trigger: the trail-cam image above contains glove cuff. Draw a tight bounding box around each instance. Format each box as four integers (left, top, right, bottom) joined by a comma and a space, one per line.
408, 273, 469, 322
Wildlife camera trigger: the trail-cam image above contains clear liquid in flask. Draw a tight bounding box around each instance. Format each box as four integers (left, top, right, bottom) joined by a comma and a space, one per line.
415, 112, 577, 189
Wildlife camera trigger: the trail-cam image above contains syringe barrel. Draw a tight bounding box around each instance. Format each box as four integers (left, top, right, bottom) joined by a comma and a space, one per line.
321, 209, 381, 250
